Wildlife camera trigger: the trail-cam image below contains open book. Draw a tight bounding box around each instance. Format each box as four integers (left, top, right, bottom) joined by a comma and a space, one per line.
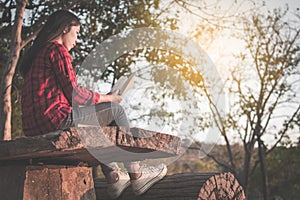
111, 72, 136, 96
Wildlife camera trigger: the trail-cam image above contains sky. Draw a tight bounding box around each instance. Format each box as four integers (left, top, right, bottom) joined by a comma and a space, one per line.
170, 0, 300, 145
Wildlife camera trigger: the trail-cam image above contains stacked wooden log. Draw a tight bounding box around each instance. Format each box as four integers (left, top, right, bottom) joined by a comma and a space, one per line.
94, 172, 246, 200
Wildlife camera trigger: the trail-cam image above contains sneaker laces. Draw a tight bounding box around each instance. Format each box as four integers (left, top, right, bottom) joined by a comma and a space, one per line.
118, 170, 129, 177
140, 164, 164, 175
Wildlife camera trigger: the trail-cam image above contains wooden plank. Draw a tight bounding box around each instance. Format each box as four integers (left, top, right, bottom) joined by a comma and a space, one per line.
0, 127, 181, 165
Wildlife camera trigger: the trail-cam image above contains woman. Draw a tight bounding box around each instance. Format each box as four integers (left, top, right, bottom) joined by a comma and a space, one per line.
20, 10, 167, 199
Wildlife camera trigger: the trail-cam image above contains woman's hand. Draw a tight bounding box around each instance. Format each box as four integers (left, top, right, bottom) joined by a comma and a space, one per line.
109, 90, 122, 103
98, 90, 122, 103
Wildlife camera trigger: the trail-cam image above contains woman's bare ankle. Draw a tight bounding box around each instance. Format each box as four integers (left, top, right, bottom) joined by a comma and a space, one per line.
128, 172, 142, 180
125, 162, 142, 180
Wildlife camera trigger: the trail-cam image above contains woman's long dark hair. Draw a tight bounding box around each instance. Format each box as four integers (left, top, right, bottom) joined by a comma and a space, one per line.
19, 10, 80, 76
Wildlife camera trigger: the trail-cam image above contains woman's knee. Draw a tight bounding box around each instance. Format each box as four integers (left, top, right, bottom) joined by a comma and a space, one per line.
110, 102, 126, 113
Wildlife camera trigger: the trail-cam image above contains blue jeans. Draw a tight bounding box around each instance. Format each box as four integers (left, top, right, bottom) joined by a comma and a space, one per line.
59, 102, 132, 175
59, 102, 129, 128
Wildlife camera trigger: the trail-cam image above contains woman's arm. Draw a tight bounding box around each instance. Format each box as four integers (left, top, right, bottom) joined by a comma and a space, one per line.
50, 44, 122, 105
99, 90, 122, 103
50, 44, 101, 105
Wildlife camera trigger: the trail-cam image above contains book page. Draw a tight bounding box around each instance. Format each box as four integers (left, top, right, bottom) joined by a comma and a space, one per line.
111, 72, 135, 96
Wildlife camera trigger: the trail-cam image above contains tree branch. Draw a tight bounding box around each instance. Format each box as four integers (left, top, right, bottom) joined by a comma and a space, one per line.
267, 104, 300, 154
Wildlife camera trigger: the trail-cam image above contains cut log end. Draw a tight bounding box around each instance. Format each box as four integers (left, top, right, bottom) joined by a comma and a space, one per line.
198, 172, 246, 200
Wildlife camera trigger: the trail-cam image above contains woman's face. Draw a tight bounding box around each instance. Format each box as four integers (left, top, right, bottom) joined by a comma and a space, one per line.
62, 25, 80, 51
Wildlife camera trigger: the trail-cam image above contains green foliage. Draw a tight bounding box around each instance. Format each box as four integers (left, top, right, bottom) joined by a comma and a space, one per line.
0, 0, 175, 138
248, 144, 300, 200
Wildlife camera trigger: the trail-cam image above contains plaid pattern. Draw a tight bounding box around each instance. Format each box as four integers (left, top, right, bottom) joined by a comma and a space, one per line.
22, 41, 100, 136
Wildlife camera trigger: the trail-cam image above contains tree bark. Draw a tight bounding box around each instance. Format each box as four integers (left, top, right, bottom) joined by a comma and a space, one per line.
94, 172, 246, 200
257, 136, 270, 200
241, 139, 254, 195
0, 0, 27, 141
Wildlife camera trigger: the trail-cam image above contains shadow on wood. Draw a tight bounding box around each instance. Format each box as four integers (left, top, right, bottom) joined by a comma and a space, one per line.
94, 172, 246, 200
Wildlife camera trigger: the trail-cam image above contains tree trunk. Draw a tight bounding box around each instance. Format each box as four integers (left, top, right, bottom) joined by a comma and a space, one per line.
257, 136, 270, 200
241, 139, 254, 196
0, 0, 27, 140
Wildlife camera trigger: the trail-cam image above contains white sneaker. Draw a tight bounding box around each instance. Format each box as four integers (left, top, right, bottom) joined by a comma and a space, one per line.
131, 164, 167, 195
107, 171, 131, 199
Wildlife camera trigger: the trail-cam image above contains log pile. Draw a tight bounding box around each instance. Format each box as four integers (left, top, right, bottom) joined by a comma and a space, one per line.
0, 127, 246, 199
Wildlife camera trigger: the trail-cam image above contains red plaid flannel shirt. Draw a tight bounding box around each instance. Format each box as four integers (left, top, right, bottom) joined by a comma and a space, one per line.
22, 41, 100, 136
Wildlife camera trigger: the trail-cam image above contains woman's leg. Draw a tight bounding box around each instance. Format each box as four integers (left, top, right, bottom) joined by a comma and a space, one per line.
71, 102, 131, 180
124, 161, 142, 179
58, 102, 129, 129
59, 102, 131, 177
72, 102, 129, 127
59, 102, 167, 196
